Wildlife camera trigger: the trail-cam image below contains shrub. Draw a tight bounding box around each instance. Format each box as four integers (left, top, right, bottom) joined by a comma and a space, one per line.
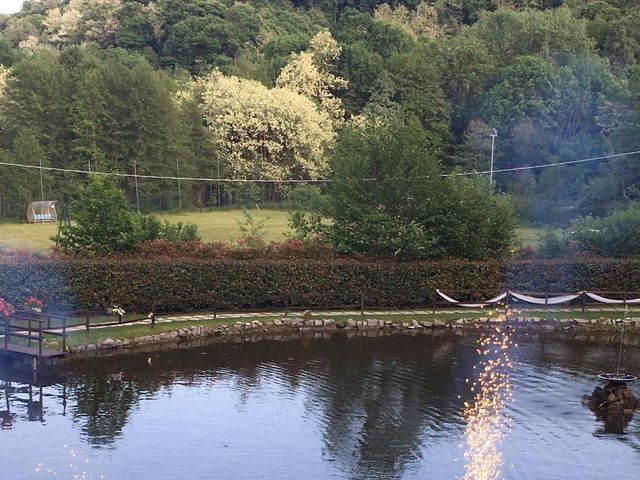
2, 257, 640, 314
537, 230, 568, 258
569, 202, 640, 257
55, 176, 140, 255
159, 221, 200, 242
236, 208, 268, 248
322, 112, 516, 260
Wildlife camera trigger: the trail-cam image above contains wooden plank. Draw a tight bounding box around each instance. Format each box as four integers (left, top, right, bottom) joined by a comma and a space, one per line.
0, 343, 64, 358
7, 332, 41, 341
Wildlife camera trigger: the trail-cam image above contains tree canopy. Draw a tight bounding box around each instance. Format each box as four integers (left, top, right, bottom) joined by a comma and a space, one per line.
0, 0, 639, 235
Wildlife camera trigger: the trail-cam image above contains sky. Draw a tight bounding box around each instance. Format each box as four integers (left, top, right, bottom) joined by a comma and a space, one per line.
0, 0, 23, 14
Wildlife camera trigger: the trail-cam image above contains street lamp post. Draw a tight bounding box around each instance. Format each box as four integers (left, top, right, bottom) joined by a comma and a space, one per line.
176, 158, 182, 211
133, 160, 140, 213
489, 128, 498, 184
38, 158, 44, 201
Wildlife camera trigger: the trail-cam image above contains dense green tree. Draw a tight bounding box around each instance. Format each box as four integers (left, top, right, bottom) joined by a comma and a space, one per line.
322, 112, 515, 259
0, 0, 639, 230
56, 175, 140, 255
483, 56, 563, 132
569, 202, 640, 257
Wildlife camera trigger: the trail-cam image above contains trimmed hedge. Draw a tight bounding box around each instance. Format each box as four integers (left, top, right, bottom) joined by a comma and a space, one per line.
1, 257, 639, 313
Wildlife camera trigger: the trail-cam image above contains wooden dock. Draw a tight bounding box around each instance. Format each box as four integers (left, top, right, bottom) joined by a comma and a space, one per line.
1, 311, 67, 362
0, 343, 65, 359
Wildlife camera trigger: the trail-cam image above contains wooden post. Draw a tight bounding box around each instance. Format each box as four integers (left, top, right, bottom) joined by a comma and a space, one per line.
360, 293, 365, 316
85, 315, 90, 331
28, 318, 32, 347
4, 316, 8, 350
284, 298, 288, 317
62, 317, 67, 352
581, 291, 585, 313
38, 322, 43, 357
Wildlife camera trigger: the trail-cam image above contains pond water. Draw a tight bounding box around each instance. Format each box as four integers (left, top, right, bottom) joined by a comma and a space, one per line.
1, 329, 640, 479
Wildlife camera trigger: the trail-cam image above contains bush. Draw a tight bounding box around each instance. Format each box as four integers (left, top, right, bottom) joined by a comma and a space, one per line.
569, 202, 640, 257
55, 177, 200, 255
159, 221, 200, 242
55, 176, 140, 256
2, 256, 640, 314
537, 230, 568, 258
321, 112, 516, 260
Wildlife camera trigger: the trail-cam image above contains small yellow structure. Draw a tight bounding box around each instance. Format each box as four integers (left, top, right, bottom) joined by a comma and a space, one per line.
27, 201, 58, 224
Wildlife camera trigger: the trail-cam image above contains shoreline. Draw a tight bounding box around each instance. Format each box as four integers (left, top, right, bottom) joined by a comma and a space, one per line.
65, 315, 640, 359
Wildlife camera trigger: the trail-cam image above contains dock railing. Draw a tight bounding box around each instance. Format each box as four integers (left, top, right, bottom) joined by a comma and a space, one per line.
3, 312, 68, 357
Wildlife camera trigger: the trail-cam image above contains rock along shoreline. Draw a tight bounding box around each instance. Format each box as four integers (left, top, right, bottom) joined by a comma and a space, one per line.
66, 315, 640, 358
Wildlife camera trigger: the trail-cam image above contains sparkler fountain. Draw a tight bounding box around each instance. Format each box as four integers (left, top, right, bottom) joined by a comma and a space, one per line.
461, 303, 516, 480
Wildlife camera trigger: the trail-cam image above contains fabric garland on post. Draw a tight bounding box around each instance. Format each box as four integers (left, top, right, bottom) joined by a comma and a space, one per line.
436, 290, 640, 308
436, 290, 507, 308
509, 292, 582, 305
585, 292, 640, 304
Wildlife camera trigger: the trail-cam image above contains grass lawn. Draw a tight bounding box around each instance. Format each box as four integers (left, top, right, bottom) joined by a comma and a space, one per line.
0, 208, 293, 252
515, 226, 561, 249
1, 208, 550, 253
53, 306, 639, 349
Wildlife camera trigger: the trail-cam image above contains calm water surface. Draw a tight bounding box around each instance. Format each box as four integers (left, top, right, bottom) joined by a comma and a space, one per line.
1, 329, 640, 479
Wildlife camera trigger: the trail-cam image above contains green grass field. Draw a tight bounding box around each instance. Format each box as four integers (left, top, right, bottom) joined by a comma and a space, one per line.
0, 208, 293, 252
0, 208, 547, 253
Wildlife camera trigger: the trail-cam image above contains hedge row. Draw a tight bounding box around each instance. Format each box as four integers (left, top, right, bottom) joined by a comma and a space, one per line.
1, 258, 639, 313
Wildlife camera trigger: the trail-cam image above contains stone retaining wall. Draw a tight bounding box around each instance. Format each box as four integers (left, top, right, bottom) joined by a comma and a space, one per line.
67, 316, 640, 356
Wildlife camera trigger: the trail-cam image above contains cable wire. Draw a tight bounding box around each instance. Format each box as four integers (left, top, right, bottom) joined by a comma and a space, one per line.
0, 149, 638, 183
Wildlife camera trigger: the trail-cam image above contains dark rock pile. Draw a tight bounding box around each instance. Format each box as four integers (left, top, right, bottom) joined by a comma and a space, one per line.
582, 383, 640, 433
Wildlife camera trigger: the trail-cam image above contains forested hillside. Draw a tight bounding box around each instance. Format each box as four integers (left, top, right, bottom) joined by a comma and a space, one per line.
0, 0, 639, 226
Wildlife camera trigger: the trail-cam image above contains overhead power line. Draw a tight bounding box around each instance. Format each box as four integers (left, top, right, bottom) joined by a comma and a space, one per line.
440, 150, 640, 177
0, 149, 639, 183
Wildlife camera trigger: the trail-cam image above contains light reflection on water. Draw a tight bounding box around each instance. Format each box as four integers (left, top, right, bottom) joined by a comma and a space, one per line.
0, 329, 639, 479
461, 324, 514, 480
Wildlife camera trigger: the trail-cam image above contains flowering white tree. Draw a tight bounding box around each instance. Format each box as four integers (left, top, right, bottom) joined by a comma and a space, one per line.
196, 70, 335, 182
44, 4, 83, 45
276, 30, 347, 123
374, 2, 442, 39
0, 66, 9, 101
80, 0, 122, 46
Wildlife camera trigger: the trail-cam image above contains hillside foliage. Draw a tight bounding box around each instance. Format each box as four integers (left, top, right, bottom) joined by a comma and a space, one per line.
1, 0, 639, 232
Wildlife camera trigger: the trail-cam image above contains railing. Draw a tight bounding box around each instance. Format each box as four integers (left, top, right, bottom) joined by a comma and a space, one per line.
8, 289, 639, 338
95, 289, 640, 321
3, 311, 68, 356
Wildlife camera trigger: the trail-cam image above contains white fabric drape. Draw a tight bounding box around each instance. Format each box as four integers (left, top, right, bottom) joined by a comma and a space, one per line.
509, 292, 582, 305
585, 292, 640, 304
436, 290, 640, 308
436, 290, 507, 308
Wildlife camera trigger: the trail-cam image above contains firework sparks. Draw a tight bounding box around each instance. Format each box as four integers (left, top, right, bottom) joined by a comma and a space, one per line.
461, 308, 515, 480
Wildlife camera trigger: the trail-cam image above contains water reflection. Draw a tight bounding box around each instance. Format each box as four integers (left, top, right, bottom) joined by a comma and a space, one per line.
462, 325, 514, 480
0, 329, 639, 479
0, 369, 67, 429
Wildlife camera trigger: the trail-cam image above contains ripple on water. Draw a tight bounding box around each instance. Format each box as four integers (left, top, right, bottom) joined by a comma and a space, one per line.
1, 331, 640, 479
